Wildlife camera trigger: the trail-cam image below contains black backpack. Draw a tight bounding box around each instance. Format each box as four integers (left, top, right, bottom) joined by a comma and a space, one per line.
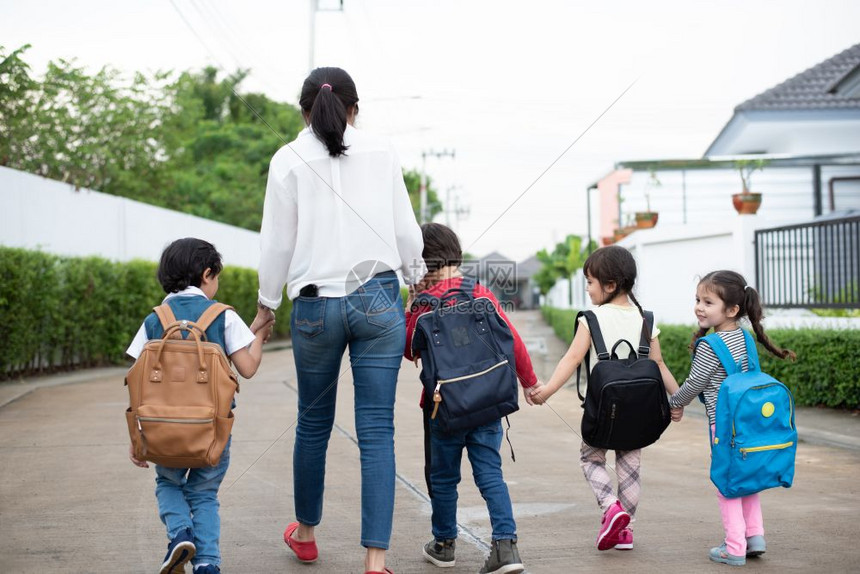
411, 277, 519, 433
575, 310, 670, 450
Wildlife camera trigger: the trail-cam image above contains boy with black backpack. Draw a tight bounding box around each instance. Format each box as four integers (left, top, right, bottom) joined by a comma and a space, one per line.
531, 246, 682, 552
405, 223, 542, 574
126, 238, 273, 574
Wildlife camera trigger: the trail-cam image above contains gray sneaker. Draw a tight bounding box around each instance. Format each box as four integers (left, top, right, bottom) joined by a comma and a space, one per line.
746, 535, 766, 557
423, 538, 456, 568
479, 539, 524, 574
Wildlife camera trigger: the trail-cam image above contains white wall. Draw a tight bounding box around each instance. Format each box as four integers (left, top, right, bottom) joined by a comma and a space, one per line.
617, 217, 859, 329
545, 214, 860, 330
613, 164, 860, 231
543, 269, 588, 310
0, 167, 260, 268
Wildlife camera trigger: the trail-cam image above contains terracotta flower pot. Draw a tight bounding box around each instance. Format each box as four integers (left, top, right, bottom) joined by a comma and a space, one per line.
635, 211, 659, 228
732, 192, 762, 215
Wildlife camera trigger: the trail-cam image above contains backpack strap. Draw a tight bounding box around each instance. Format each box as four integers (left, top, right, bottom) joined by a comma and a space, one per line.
574, 310, 608, 402
697, 333, 742, 375
194, 302, 233, 333
638, 311, 654, 357
741, 329, 761, 372
153, 304, 177, 330
438, 276, 476, 305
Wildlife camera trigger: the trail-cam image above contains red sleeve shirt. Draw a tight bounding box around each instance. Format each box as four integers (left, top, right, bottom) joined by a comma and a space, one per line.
404, 276, 538, 388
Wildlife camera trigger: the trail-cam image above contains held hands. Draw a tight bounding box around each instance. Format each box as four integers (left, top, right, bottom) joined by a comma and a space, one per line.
670, 406, 684, 422
129, 443, 149, 468
525, 380, 551, 406
251, 306, 276, 343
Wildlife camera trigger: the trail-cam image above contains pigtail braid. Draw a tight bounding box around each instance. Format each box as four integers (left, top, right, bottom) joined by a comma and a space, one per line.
745, 287, 796, 360
628, 291, 645, 318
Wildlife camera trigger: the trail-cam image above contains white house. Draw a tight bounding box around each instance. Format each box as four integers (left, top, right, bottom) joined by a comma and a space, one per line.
569, 43, 860, 327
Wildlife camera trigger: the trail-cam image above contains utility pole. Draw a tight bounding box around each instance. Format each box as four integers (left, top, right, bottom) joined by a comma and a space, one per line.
445, 185, 460, 226
309, 0, 344, 73
452, 189, 471, 233
420, 148, 455, 224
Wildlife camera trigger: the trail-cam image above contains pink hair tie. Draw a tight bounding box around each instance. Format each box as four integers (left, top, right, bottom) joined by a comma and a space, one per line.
320, 83, 332, 91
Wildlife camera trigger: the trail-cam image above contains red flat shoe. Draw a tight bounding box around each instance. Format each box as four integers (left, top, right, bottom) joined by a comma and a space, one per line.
364, 569, 393, 574
283, 522, 318, 563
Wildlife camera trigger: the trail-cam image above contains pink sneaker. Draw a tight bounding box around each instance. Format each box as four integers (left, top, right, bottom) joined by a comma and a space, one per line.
614, 528, 633, 550
596, 501, 630, 551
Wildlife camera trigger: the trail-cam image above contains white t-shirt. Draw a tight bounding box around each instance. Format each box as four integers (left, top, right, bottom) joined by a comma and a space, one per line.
126, 286, 255, 359
257, 125, 426, 308
578, 303, 661, 371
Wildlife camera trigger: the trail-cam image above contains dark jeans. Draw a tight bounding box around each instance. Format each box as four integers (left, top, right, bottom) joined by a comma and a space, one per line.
428, 418, 517, 541
290, 272, 405, 549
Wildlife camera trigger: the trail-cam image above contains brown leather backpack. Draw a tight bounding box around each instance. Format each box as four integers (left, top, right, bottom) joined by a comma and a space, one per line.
125, 303, 239, 468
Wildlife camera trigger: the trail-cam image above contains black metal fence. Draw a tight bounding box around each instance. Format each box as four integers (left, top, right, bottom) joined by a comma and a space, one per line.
755, 216, 860, 308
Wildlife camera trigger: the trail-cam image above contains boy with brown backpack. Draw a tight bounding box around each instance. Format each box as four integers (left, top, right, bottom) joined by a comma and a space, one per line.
125, 238, 273, 574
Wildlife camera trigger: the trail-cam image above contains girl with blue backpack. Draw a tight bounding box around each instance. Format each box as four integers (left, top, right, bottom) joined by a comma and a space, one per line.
668, 270, 796, 566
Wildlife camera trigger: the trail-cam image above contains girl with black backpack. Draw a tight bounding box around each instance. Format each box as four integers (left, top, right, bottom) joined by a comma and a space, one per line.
530, 246, 683, 552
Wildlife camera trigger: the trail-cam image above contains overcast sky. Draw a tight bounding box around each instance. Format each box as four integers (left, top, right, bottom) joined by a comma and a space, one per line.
3, 0, 860, 260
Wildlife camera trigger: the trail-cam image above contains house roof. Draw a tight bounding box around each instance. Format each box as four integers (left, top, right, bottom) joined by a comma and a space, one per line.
705, 43, 860, 158
472, 251, 513, 265
516, 254, 542, 279
735, 43, 860, 112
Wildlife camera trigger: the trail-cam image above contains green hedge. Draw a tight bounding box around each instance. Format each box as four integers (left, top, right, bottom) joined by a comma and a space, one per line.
540, 306, 860, 410
0, 247, 291, 379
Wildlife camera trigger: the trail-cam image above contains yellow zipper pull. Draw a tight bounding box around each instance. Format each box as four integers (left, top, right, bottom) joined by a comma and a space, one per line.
431, 383, 442, 419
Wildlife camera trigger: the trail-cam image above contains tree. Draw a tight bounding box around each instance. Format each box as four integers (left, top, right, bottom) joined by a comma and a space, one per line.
535, 235, 596, 303
1, 46, 439, 231
402, 168, 443, 222
1, 45, 171, 197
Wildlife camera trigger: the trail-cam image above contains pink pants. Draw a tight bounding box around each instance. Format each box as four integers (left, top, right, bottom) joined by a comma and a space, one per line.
716, 491, 764, 556
711, 425, 764, 556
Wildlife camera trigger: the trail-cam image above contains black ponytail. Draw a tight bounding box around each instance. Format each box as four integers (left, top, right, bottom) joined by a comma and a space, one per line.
299, 67, 359, 158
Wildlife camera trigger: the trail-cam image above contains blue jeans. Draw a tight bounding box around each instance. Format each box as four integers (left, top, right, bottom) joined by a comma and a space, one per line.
429, 418, 517, 541
155, 437, 231, 567
291, 272, 405, 549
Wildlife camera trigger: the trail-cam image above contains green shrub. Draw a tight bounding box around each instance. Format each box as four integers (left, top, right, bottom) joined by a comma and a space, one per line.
0, 247, 291, 379
540, 306, 860, 409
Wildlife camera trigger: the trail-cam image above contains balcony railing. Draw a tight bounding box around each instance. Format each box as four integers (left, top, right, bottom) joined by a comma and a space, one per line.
755, 216, 859, 309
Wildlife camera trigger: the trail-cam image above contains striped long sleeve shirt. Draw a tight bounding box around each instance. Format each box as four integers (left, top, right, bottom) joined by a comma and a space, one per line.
669, 328, 749, 424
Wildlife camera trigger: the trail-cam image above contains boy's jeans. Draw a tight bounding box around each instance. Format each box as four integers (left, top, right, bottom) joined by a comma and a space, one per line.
290, 271, 404, 550
155, 437, 231, 567
429, 418, 517, 541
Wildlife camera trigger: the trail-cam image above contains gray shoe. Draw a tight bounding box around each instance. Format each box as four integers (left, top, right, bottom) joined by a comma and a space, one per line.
423, 538, 456, 568
479, 539, 524, 574
709, 544, 746, 566
746, 534, 766, 557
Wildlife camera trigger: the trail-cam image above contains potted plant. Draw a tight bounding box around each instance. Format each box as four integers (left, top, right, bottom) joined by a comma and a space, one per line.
635, 170, 660, 228
613, 215, 638, 242
733, 159, 768, 214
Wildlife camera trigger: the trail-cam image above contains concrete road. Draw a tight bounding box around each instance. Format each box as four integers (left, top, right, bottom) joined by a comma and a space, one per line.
1, 311, 858, 573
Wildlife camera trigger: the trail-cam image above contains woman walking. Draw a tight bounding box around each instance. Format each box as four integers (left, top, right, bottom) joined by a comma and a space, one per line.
254, 67, 425, 574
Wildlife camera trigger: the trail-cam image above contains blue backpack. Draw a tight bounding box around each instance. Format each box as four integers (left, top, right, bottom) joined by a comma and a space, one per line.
699, 330, 797, 498
411, 277, 519, 433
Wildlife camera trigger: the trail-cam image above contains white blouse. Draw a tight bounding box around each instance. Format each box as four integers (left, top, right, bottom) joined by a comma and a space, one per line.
257, 125, 426, 308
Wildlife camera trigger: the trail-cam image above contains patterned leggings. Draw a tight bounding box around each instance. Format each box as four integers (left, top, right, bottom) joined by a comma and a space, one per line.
580, 442, 642, 522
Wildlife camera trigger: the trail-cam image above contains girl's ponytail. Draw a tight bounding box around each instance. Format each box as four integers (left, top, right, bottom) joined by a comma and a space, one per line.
694, 270, 796, 360
628, 291, 645, 318
299, 67, 359, 158
745, 286, 796, 360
